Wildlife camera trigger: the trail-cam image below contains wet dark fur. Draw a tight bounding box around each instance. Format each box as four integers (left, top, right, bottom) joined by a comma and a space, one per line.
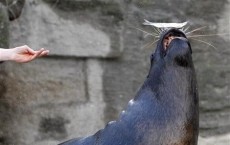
59, 28, 199, 145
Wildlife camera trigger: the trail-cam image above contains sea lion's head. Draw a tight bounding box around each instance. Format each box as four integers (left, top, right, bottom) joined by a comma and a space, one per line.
153, 28, 193, 68
142, 21, 193, 67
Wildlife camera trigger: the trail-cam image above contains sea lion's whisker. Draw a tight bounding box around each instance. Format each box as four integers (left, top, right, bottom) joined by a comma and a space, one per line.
183, 26, 190, 33
188, 33, 230, 38
159, 28, 164, 33
186, 26, 206, 35
142, 39, 159, 49
190, 38, 217, 51
151, 27, 158, 34
162, 28, 168, 32
130, 26, 159, 37
181, 28, 184, 32
137, 28, 158, 37
152, 27, 161, 35
144, 34, 149, 38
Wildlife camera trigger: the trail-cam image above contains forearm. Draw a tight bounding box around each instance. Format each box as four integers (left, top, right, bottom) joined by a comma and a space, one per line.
0, 46, 49, 63
0, 48, 14, 61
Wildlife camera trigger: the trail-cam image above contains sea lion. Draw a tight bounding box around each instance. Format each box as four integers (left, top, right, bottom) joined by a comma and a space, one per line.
59, 27, 199, 145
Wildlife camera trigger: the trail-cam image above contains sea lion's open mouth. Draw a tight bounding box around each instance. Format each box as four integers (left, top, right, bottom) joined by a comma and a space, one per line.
163, 30, 187, 50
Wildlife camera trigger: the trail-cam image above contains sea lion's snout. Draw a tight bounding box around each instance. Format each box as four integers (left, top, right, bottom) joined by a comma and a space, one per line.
160, 28, 193, 59
163, 29, 187, 50
168, 37, 190, 50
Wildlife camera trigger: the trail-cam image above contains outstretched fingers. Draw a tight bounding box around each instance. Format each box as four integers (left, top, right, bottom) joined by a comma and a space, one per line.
31, 48, 45, 60
25, 45, 37, 54
38, 49, 49, 57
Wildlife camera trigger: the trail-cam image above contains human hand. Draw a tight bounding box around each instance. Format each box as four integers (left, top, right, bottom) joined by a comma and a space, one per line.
10, 45, 49, 63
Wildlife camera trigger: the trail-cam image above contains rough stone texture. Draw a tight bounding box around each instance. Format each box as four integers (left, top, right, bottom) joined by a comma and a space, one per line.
0, 0, 229, 145
0, 0, 26, 21
10, 0, 123, 58
0, 59, 105, 145
0, 3, 9, 145
0, 4, 9, 48
198, 133, 230, 145
3, 59, 87, 106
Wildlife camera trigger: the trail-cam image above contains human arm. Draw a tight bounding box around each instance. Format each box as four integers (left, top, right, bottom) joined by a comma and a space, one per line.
0, 45, 49, 63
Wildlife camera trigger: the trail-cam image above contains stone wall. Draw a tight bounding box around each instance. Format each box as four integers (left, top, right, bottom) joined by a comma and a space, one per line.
0, 0, 229, 145
0, 3, 9, 48
0, 3, 10, 145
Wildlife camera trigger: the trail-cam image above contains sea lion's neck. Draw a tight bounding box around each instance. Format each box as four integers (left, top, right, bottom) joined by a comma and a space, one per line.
142, 58, 165, 93
143, 58, 196, 101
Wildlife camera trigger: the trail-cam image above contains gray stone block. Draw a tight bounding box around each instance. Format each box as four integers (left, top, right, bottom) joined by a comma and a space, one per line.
198, 133, 230, 145
10, 0, 123, 58
3, 58, 87, 107
0, 58, 106, 145
0, 4, 9, 48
